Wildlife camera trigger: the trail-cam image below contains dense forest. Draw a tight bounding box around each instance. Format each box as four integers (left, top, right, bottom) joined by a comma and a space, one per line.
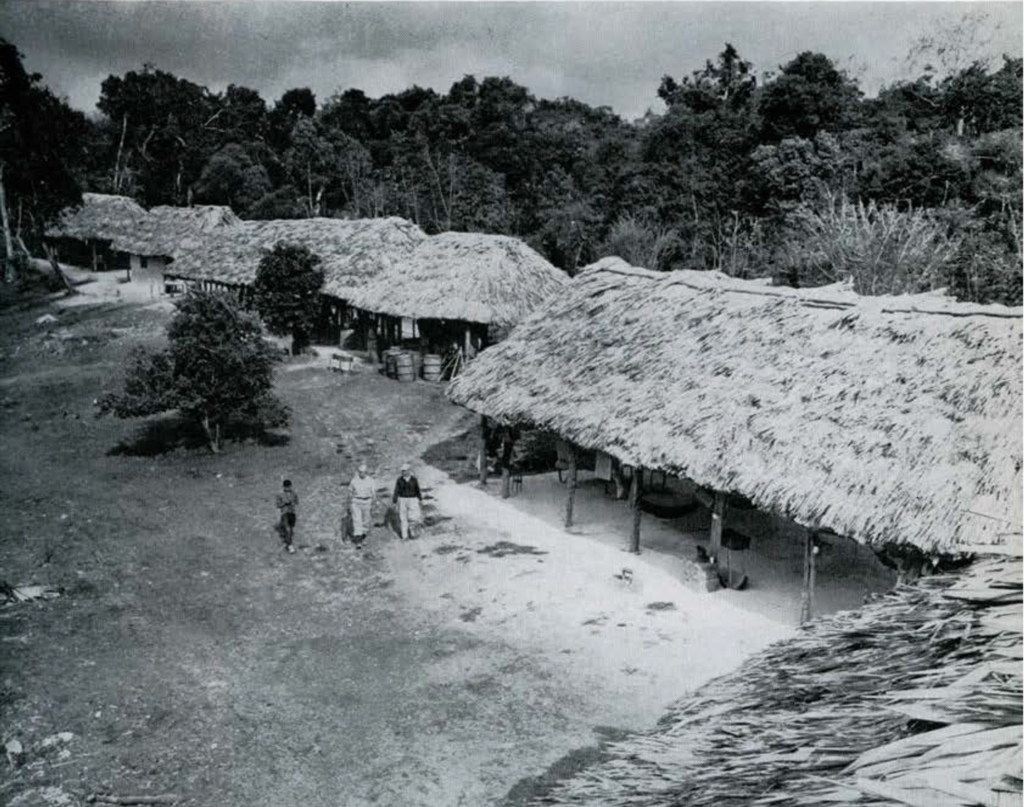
1, 21, 1021, 304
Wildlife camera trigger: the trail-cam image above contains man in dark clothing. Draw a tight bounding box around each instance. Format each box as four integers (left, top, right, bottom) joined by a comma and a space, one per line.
392, 463, 423, 540
276, 479, 298, 553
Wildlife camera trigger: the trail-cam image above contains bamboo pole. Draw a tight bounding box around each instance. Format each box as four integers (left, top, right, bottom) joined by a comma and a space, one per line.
478, 416, 489, 486
710, 491, 726, 559
629, 466, 643, 553
564, 442, 578, 528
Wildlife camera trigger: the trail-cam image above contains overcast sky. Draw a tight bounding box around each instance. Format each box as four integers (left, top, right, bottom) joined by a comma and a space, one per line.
2, 2, 1021, 121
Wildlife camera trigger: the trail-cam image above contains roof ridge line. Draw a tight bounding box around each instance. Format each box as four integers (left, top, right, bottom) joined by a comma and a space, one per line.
593, 266, 1023, 320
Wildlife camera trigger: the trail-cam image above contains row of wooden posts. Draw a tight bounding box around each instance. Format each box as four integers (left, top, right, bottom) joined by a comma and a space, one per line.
476, 416, 821, 623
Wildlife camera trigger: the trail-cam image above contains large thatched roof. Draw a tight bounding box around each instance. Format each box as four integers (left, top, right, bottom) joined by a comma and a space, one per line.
536, 556, 1022, 807
167, 216, 427, 298
111, 205, 240, 258
348, 231, 569, 326
45, 193, 147, 243
449, 258, 1023, 554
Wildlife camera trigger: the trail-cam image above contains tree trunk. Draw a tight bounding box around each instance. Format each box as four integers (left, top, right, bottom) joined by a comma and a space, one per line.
39, 242, 74, 296
0, 168, 15, 284
201, 415, 221, 453
112, 114, 128, 191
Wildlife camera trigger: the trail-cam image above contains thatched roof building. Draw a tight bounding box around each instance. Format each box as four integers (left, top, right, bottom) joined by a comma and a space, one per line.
536, 556, 1022, 807
45, 193, 147, 244
449, 258, 1023, 555
348, 232, 568, 328
111, 205, 240, 259
168, 216, 427, 299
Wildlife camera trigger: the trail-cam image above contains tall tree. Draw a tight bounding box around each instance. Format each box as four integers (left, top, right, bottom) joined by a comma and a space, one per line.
758, 52, 863, 141
0, 38, 85, 280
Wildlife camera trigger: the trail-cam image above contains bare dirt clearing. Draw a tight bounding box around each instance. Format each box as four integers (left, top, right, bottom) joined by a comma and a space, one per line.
2, 292, 788, 807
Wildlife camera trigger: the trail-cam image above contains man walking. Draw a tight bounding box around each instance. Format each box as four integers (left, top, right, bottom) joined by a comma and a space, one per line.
348, 463, 376, 549
276, 479, 299, 554
392, 463, 423, 540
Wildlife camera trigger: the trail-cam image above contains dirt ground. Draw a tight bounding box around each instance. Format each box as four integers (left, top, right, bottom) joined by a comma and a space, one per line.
1, 281, 792, 807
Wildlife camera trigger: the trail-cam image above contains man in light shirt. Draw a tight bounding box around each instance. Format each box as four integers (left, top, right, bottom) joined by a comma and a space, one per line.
348, 464, 376, 549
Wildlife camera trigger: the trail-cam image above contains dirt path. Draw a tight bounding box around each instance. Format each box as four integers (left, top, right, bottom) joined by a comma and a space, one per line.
1, 300, 789, 807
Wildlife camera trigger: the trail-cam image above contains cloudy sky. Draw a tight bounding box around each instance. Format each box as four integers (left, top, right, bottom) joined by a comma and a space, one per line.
3, 2, 1021, 121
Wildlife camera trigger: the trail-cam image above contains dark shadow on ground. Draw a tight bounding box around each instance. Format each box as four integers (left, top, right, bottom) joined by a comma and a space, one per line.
108, 415, 291, 456
499, 726, 632, 807
422, 428, 559, 483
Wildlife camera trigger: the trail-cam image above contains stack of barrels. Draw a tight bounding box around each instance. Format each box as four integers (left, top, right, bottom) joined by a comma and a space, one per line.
384, 349, 444, 383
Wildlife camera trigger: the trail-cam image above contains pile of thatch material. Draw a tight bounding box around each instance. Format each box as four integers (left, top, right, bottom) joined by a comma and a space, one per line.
168, 216, 427, 298
349, 231, 568, 326
449, 258, 1023, 554
44, 193, 147, 243
111, 204, 240, 258
537, 556, 1021, 807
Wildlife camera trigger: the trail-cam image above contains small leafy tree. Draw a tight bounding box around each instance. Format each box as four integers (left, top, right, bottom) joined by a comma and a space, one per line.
100, 291, 287, 452
252, 242, 324, 354
777, 192, 959, 295
599, 213, 682, 271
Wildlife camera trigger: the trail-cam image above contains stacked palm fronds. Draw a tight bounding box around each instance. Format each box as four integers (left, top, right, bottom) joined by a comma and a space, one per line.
348, 231, 568, 326
537, 557, 1021, 807
168, 216, 427, 298
449, 258, 1023, 553
111, 204, 240, 259
45, 193, 147, 243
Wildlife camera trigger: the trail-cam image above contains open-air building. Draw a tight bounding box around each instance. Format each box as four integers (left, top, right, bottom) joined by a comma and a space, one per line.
166, 216, 428, 344
348, 231, 569, 377
44, 192, 148, 273
111, 204, 240, 288
448, 257, 1023, 613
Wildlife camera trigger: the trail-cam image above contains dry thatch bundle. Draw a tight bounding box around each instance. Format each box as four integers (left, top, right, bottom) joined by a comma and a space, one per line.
44, 193, 147, 243
348, 231, 568, 326
111, 205, 240, 258
537, 557, 1022, 807
449, 258, 1023, 554
168, 216, 427, 298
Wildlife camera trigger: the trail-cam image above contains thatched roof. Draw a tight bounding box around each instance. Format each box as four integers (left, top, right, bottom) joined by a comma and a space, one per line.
45, 193, 147, 244
348, 231, 569, 326
449, 258, 1023, 554
111, 205, 240, 258
167, 216, 427, 298
535, 556, 1022, 807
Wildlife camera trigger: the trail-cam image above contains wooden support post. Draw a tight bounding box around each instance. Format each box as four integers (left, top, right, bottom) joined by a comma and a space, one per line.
91, 242, 98, 272
800, 531, 818, 624
478, 416, 489, 486
709, 491, 726, 560
500, 427, 517, 499
464, 326, 472, 361
628, 465, 643, 553
563, 443, 578, 528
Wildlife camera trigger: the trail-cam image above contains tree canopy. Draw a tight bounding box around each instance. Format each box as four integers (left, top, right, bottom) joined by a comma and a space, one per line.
6, 14, 1021, 304
252, 242, 325, 354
